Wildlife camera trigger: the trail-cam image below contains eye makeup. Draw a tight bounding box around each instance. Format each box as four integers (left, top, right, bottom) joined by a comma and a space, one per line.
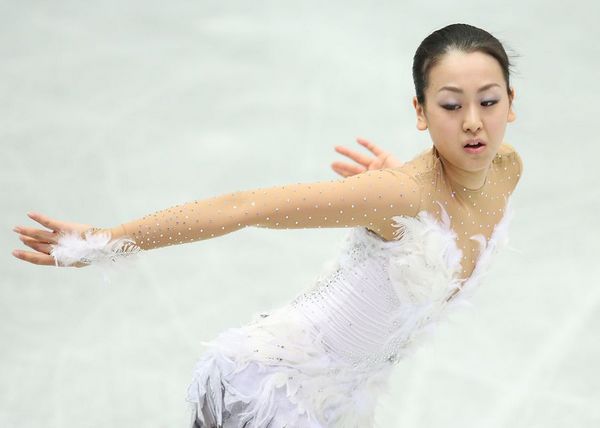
440, 99, 499, 110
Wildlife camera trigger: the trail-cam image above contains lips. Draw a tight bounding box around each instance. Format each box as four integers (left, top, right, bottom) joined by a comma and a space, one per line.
464, 138, 486, 148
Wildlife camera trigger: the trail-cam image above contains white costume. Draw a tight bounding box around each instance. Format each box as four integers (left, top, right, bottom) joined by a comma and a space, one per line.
51, 145, 522, 427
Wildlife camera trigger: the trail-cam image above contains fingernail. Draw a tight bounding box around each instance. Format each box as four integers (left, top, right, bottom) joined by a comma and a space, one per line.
13, 227, 20, 233
12, 250, 20, 257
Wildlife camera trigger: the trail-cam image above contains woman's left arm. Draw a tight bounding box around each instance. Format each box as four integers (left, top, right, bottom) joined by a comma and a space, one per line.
107, 167, 421, 251
13, 168, 421, 268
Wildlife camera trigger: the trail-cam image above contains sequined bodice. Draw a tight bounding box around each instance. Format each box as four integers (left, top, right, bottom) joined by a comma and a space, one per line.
288, 198, 514, 370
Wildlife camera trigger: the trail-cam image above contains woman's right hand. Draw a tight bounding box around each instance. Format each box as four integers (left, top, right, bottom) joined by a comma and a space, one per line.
12, 212, 96, 268
331, 137, 403, 177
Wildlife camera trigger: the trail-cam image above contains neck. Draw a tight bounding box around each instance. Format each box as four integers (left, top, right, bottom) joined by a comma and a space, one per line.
437, 152, 489, 191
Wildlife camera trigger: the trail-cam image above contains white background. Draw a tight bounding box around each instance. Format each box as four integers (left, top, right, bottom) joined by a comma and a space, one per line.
2, 1, 599, 427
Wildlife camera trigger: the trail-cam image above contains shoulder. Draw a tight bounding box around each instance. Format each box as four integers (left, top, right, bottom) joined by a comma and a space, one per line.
377, 149, 435, 215
386, 147, 435, 183
493, 142, 523, 176
495, 142, 522, 163
492, 142, 523, 189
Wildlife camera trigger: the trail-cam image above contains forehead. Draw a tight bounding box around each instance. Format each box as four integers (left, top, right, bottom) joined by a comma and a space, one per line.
428, 50, 505, 92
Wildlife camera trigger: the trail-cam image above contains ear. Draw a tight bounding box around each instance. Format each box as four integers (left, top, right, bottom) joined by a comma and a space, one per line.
507, 87, 516, 123
412, 96, 428, 131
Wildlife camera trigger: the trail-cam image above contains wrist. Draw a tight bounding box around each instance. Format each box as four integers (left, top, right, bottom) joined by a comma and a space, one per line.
51, 224, 141, 269
107, 224, 127, 240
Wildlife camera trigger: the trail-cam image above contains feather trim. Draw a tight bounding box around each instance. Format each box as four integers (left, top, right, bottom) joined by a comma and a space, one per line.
447, 196, 515, 307
387, 201, 464, 307
50, 229, 141, 283
187, 306, 393, 427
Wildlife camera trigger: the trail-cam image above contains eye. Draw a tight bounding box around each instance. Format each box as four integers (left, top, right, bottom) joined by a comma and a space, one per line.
482, 100, 499, 107
441, 100, 499, 111
442, 104, 460, 111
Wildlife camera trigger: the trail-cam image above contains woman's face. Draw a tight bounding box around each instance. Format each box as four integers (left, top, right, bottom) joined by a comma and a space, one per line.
412, 50, 516, 173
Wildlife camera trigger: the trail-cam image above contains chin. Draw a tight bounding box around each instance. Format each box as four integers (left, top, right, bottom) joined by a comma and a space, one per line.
453, 153, 495, 172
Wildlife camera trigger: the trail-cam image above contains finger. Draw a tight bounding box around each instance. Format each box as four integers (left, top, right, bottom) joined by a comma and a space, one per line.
356, 137, 386, 156
18, 235, 53, 255
331, 162, 367, 177
13, 227, 56, 244
13, 225, 58, 244
26, 212, 67, 233
330, 164, 349, 177
334, 145, 373, 166
12, 249, 60, 266
334, 146, 373, 168
330, 163, 350, 177
368, 154, 391, 171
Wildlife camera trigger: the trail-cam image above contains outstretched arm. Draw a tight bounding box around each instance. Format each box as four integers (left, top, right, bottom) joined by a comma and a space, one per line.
109, 167, 421, 250
13, 168, 421, 267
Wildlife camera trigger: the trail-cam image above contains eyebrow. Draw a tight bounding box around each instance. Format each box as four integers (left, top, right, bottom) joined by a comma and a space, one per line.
438, 83, 501, 93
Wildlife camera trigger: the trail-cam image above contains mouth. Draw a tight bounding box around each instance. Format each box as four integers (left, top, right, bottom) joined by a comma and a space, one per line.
463, 139, 486, 148
463, 139, 487, 154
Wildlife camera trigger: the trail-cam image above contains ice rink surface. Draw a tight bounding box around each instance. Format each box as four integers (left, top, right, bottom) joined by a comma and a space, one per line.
2, 1, 599, 427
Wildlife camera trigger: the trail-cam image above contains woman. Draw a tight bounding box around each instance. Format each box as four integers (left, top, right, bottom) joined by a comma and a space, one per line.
12, 23, 522, 428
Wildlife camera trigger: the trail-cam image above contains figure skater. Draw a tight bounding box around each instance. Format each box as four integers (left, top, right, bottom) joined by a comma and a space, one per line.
12, 23, 522, 428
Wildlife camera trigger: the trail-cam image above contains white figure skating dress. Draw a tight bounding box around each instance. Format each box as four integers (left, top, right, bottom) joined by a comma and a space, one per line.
50, 144, 522, 428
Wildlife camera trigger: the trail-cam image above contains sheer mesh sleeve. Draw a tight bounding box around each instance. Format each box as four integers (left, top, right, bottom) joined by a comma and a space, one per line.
498, 142, 523, 192
107, 169, 422, 251
514, 148, 523, 186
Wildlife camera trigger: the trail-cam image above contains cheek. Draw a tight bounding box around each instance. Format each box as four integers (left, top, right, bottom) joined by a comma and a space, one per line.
486, 113, 508, 133
427, 120, 460, 149
430, 114, 460, 137
487, 101, 511, 126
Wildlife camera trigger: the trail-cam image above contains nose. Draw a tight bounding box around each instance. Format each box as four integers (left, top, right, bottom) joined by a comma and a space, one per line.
462, 104, 483, 134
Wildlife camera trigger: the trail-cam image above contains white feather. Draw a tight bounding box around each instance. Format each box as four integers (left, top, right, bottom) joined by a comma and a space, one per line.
50, 230, 141, 284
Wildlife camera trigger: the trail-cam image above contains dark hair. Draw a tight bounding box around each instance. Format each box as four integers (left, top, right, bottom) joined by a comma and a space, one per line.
412, 23, 519, 107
